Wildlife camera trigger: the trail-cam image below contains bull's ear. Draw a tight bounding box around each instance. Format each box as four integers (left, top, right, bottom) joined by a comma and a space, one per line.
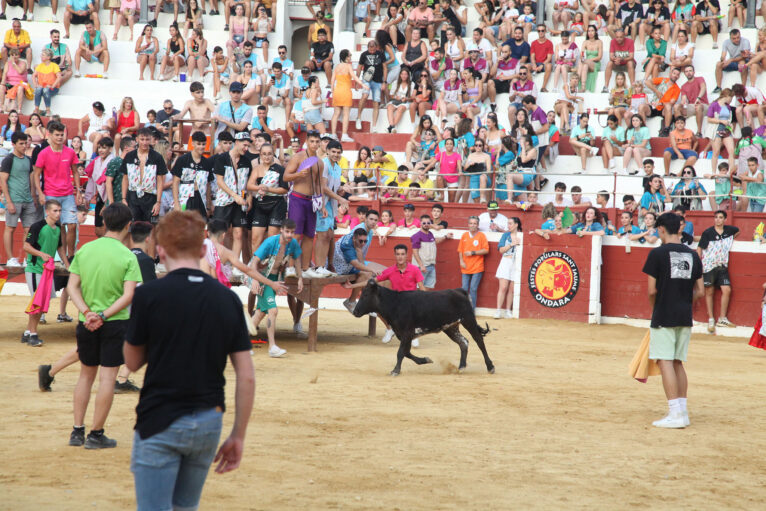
368, 278, 377, 287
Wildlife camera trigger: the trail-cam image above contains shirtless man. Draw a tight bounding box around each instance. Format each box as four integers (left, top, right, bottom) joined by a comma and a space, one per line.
282, 130, 325, 331
173, 81, 215, 148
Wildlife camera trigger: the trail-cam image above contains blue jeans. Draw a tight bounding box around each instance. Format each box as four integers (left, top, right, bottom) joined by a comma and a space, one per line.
750, 201, 765, 212
34, 86, 59, 109
461, 272, 483, 310
131, 408, 223, 511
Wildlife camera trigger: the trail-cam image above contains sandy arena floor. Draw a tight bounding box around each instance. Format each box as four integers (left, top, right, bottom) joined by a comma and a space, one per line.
1, 295, 765, 510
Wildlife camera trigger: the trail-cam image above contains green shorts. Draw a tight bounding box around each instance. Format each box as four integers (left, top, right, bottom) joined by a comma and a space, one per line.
649, 327, 691, 361
256, 274, 279, 312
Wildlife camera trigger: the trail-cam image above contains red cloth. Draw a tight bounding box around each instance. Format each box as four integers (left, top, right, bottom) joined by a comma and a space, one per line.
25, 259, 55, 315
749, 316, 766, 350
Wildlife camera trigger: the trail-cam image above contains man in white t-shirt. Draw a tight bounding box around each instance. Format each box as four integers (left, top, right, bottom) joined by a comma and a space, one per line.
478, 201, 508, 232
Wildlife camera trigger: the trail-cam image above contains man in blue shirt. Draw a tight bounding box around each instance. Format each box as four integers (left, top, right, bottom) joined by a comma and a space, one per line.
273, 45, 294, 79
263, 62, 293, 120
213, 81, 253, 142
250, 219, 302, 358
504, 26, 530, 66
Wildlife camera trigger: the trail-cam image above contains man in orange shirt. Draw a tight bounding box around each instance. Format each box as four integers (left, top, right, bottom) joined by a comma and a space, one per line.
662, 116, 699, 175
458, 216, 489, 310
642, 66, 682, 137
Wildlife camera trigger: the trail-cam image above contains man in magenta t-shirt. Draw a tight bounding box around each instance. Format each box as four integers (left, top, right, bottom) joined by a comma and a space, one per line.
603, 28, 636, 93
32, 121, 81, 258
376, 243, 425, 345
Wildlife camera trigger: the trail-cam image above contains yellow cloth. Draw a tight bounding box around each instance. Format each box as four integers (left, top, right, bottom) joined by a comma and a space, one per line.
628, 330, 660, 383
4, 29, 30, 47
372, 154, 398, 184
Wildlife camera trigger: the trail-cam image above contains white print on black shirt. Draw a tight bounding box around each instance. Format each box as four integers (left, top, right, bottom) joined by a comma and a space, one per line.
669, 251, 693, 280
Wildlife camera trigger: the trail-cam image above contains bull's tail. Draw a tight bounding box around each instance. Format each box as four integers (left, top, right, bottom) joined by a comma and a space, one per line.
479, 322, 490, 336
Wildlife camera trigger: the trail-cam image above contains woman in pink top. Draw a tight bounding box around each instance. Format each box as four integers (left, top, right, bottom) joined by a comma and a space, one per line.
1, 48, 29, 113
427, 137, 461, 203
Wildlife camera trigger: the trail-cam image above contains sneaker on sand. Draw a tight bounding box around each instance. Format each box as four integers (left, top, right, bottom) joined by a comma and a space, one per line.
343, 299, 357, 314
652, 413, 686, 429
683, 411, 690, 427
284, 267, 297, 278
57, 313, 73, 323
505, 309, 513, 319
269, 345, 287, 357
69, 428, 85, 447
38, 364, 54, 391
6, 257, 21, 267
411, 338, 420, 348
382, 328, 395, 343
114, 379, 141, 393
493, 309, 502, 319
85, 431, 117, 449
707, 318, 716, 333
39, 314, 47, 324
716, 317, 735, 327
293, 322, 308, 338
314, 266, 336, 277
27, 334, 43, 347
20, 332, 30, 344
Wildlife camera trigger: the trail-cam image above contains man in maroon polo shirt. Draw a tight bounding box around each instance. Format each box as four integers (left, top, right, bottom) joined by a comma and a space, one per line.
377, 244, 425, 346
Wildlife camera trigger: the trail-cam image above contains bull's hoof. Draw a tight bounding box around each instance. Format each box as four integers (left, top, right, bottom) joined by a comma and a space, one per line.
457, 365, 466, 373
488, 366, 495, 374
424, 357, 433, 364
390, 370, 400, 377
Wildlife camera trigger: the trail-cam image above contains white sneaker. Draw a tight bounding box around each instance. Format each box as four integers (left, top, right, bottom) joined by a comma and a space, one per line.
411, 338, 419, 348
355, 118, 362, 130
683, 411, 690, 427
493, 309, 502, 319
302, 268, 321, 278
102, 72, 108, 79
268, 345, 287, 357
716, 317, 735, 328
293, 322, 308, 338
589, 146, 599, 156
652, 413, 685, 429
158, 75, 166, 81
505, 309, 513, 319
342, 299, 356, 314
74, 70, 81, 77
284, 267, 297, 278
27, 12, 33, 20
6, 257, 21, 267
382, 328, 395, 343
707, 318, 716, 333
51, 15, 57, 22
314, 266, 336, 277
609, 158, 616, 169
172, 75, 179, 82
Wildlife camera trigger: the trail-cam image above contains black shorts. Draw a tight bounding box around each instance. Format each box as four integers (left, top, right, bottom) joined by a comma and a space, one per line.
492, 79, 511, 94
250, 198, 287, 228
127, 191, 158, 223
649, 107, 664, 118
703, 266, 731, 287
7, 0, 22, 5
76, 319, 127, 367
213, 202, 247, 228
70, 13, 91, 24
698, 21, 721, 35
94, 197, 105, 228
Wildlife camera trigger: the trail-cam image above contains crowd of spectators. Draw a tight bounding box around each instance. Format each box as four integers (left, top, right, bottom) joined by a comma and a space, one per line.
0, 0, 764, 326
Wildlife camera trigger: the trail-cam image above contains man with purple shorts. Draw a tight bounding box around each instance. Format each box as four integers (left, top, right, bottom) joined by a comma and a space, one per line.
283, 130, 325, 276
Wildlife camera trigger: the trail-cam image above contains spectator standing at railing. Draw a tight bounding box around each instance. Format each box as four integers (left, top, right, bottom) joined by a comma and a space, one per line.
697, 210, 740, 332
478, 200, 508, 233
458, 216, 488, 310
741, 156, 766, 212
494, 216, 521, 319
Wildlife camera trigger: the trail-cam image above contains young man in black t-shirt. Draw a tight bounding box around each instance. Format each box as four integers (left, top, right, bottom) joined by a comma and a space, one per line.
692, 0, 721, 47
697, 210, 740, 332
306, 28, 334, 85
119, 127, 169, 223
129, 221, 157, 284
642, 212, 703, 429
124, 211, 254, 510
212, 131, 255, 263
430, 203, 448, 230
171, 131, 213, 219
356, 39, 385, 130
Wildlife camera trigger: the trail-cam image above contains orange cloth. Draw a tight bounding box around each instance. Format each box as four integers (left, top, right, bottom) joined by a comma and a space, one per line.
332, 73, 352, 108
457, 231, 488, 274
34, 62, 61, 88
650, 77, 680, 110
628, 329, 660, 383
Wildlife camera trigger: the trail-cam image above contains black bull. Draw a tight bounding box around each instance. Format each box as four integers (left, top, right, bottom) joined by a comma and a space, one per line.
352, 280, 495, 376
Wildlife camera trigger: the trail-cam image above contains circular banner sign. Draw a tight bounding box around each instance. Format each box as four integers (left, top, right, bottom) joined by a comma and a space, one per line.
528, 251, 580, 308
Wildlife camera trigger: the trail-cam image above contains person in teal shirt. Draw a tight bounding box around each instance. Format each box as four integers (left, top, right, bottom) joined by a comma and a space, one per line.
624, 114, 651, 174
601, 114, 626, 170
